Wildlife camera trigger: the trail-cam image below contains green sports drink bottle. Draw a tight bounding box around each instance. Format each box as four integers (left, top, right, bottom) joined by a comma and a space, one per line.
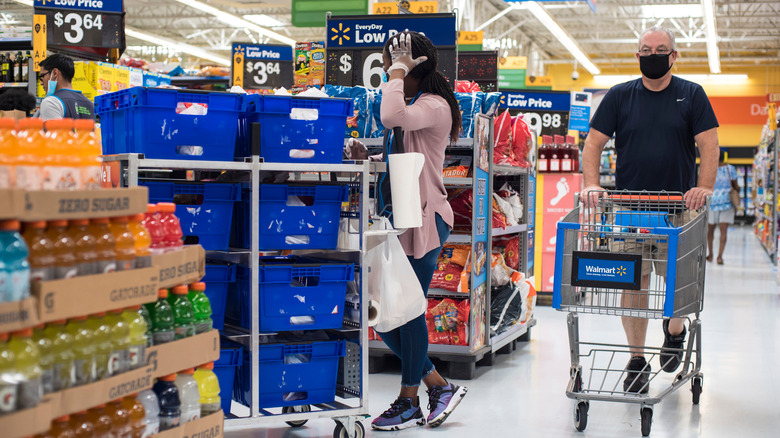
187, 282, 213, 334
168, 286, 195, 340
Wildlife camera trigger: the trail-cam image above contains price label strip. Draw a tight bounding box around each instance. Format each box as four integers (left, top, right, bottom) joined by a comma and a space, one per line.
499, 90, 572, 138
232, 43, 293, 91
325, 13, 457, 91
34, 0, 124, 49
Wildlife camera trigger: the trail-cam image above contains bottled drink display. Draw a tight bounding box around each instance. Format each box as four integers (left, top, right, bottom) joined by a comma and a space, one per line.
128, 214, 152, 269
23, 221, 55, 283
46, 220, 78, 280
156, 203, 183, 253
69, 219, 97, 277
43, 320, 75, 392
32, 324, 54, 394
89, 218, 117, 275
109, 216, 136, 271
142, 204, 166, 256
106, 398, 132, 438
146, 289, 175, 345
73, 119, 102, 190
188, 282, 213, 334
68, 410, 94, 438
537, 134, 551, 173
174, 368, 201, 424
66, 316, 96, 386
137, 389, 160, 437
0, 219, 30, 302
0, 52, 28, 82
9, 328, 43, 409
567, 135, 580, 172
0, 332, 18, 415
15, 118, 46, 190
169, 286, 195, 340
122, 306, 148, 370
153, 374, 181, 431
43, 119, 80, 191
122, 394, 147, 438
86, 312, 112, 381
86, 404, 113, 438
193, 362, 221, 417
0, 118, 16, 188
106, 309, 131, 376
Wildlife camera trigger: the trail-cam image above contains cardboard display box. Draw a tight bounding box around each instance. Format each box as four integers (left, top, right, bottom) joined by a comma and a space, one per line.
0, 296, 39, 333
0, 397, 54, 438
152, 245, 207, 290
33, 245, 205, 323
150, 410, 224, 438
0, 187, 148, 221
147, 330, 220, 377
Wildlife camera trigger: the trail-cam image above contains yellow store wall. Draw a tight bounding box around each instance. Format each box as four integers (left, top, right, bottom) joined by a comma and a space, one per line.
546, 64, 780, 147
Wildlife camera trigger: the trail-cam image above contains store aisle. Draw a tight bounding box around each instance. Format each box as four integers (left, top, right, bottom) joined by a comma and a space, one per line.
226, 226, 780, 438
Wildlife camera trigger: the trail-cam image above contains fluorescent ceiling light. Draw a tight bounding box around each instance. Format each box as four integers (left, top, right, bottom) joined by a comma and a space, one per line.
243, 14, 285, 28
11, 0, 32, 6
174, 0, 295, 46
640, 4, 703, 19
701, 0, 721, 73
523, 2, 600, 75
126, 28, 230, 66
594, 74, 748, 85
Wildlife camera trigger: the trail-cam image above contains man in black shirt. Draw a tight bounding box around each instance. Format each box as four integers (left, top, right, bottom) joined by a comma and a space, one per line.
582, 26, 719, 393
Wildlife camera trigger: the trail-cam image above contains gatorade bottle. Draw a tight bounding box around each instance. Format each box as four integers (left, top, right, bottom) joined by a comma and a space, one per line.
47, 220, 78, 280
14, 118, 45, 190
68, 411, 94, 438
106, 309, 131, 376
9, 328, 42, 409
137, 390, 160, 437
43, 119, 80, 191
142, 205, 166, 256
0, 220, 30, 302
153, 374, 181, 431
138, 305, 153, 348
32, 324, 54, 394
86, 405, 113, 438
0, 118, 16, 188
49, 415, 74, 438
22, 221, 55, 283
187, 282, 213, 334
122, 306, 147, 370
109, 216, 136, 271
175, 368, 201, 424
157, 203, 183, 253
69, 219, 97, 277
122, 394, 146, 438
43, 320, 75, 391
106, 399, 131, 438
193, 362, 221, 417
168, 286, 195, 339
145, 289, 175, 345
66, 316, 96, 386
86, 312, 112, 381
73, 119, 102, 190
89, 218, 117, 274
0, 332, 18, 416
128, 214, 152, 269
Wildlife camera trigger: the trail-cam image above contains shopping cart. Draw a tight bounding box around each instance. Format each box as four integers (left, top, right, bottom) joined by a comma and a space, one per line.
552, 190, 707, 437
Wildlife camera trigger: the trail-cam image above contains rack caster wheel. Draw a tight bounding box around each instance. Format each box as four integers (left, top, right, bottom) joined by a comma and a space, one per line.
282, 405, 311, 427
691, 375, 703, 405
333, 421, 365, 438
640, 407, 653, 436
573, 401, 588, 432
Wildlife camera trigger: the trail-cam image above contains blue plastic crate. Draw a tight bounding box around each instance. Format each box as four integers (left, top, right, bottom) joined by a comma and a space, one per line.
96, 87, 242, 161
214, 339, 243, 414
142, 181, 242, 251
225, 256, 354, 332
236, 340, 346, 408
203, 263, 236, 331
236, 94, 352, 163
231, 184, 348, 250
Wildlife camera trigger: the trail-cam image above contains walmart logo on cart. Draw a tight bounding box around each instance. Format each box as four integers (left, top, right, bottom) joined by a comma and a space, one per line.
585, 265, 627, 277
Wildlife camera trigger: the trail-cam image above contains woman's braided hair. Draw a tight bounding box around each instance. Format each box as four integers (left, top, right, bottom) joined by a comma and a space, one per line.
384, 31, 461, 140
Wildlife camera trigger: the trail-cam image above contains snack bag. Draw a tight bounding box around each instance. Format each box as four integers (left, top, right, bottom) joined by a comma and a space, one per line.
511, 116, 533, 168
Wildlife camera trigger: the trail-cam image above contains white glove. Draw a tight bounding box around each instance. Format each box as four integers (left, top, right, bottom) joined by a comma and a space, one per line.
386, 33, 428, 76
344, 138, 368, 160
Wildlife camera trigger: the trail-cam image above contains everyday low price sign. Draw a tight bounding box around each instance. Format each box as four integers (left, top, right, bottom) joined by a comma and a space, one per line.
499, 89, 571, 137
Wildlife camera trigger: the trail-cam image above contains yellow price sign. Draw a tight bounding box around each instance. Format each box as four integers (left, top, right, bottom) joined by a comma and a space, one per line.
526, 75, 553, 87
499, 56, 527, 70
232, 46, 244, 88
32, 14, 47, 73
458, 31, 484, 46
372, 1, 438, 14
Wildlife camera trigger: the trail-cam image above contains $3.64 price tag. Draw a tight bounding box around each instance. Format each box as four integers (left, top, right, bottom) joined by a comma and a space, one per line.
54, 11, 103, 44
40, 8, 122, 48
246, 61, 281, 86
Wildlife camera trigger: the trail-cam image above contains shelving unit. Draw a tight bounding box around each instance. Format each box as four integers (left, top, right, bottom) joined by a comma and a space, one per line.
0, 38, 35, 97
366, 115, 536, 379
751, 127, 780, 262
102, 153, 372, 437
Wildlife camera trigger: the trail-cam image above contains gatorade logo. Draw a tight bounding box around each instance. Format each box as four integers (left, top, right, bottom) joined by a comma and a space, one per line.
0, 385, 17, 413
44, 292, 55, 311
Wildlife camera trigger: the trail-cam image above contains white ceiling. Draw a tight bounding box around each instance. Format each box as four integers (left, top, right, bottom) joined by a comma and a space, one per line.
1, 0, 778, 72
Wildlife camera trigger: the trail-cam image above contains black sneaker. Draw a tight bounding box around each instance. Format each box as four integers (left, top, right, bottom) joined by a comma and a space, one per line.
660, 319, 686, 372
623, 356, 651, 394
371, 397, 426, 431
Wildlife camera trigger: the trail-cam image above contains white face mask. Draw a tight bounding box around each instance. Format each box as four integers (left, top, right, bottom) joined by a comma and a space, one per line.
46, 72, 57, 97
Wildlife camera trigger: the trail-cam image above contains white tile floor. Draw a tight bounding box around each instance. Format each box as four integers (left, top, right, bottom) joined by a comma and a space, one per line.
226, 226, 780, 438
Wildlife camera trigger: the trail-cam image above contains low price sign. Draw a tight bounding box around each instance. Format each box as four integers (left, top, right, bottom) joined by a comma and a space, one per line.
232, 43, 293, 92
34, 0, 124, 49
499, 89, 571, 137
325, 13, 457, 90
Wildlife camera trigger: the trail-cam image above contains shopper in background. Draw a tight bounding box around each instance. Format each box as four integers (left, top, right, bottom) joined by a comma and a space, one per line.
0, 88, 37, 118
345, 31, 467, 431
707, 150, 739, 264
581, 26, 719, 393
34, 54, 94, 121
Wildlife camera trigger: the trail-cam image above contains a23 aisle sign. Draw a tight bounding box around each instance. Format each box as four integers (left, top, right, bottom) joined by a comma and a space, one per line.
34, 0, 124, 48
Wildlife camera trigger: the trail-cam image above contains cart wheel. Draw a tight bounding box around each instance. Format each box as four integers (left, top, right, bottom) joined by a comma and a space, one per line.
573, 401, 588, 432
282, 405, 311, 427
333, 421, 365, 438
640, 407, 653, 437
691, 376, 703, 405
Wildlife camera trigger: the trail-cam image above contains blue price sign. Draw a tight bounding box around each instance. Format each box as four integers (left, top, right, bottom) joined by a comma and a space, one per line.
499, 89, 571, 137
35, 0, 123, 13
571, 251, 642, 290
232, 43, 294, 91
35, 0, 124, 49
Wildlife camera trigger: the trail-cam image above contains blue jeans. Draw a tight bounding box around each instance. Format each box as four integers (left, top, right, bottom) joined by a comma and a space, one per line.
376, 214, 450, 387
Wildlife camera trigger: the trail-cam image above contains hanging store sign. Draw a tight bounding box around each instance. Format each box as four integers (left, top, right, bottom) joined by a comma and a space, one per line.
326, 13, 457, 90
458, 51, 498, 92
32, 14, 47, 73
34, 0, 124, 49
232, 43, 294, 92
372, 1, 438, 14
499, 89, 571, 137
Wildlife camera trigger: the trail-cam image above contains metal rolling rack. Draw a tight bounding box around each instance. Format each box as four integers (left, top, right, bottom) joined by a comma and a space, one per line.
102, 153, 373, 438
363, 115, 537, 380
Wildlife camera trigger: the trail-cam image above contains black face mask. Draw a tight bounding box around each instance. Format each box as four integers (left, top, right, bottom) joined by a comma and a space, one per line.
639, 53, 672, 80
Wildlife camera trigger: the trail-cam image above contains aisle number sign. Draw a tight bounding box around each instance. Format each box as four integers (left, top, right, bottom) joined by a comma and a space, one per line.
231, 43, 294, 91
372, 1, 438, 14
32, 14, 47, 73
458, 31, 483, 46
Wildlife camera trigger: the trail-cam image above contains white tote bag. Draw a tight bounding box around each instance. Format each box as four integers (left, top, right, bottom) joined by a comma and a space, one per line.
365, 217, 427, 333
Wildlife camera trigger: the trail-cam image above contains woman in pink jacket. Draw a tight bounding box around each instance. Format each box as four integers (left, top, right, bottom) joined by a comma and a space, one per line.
353, 31, 468, 431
